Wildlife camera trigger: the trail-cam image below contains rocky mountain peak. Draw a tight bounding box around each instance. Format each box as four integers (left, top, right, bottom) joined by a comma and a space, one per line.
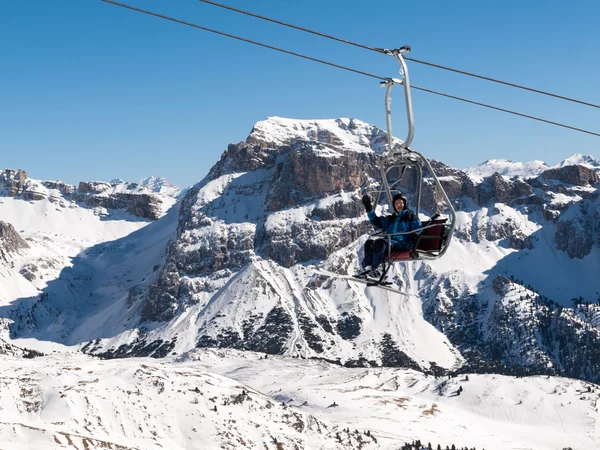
246, 117, 389, 154
464, 159, 550, 182
138, 176, 183, 197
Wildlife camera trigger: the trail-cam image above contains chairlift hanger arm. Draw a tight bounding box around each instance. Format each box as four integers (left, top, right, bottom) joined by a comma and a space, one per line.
380, 47, 414, 153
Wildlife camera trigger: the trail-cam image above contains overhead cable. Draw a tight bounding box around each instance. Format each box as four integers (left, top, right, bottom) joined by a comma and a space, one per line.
101, 0, 383, 80
411, 86, 600, 137
199, 0, 600, 110
101, 0, 600, 138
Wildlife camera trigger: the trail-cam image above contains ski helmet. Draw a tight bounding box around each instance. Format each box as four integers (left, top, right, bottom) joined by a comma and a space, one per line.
392, 193, 408, 212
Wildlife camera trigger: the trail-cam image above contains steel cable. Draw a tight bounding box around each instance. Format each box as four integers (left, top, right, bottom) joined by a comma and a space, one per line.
199, 0, 600, 110
101, 0, 600, 137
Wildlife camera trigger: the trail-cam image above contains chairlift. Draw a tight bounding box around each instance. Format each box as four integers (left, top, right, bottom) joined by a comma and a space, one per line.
320, 47, 456, 294
366, 46, 456, 272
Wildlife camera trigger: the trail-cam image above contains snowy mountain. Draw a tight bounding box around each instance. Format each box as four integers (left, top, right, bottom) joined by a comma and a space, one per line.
0, 168, 180, 220
1, 117, 600, 448
138, 175, 185, 197
556, 153, 600, 169
464, 153, 600, 183
464, 158, 550, 182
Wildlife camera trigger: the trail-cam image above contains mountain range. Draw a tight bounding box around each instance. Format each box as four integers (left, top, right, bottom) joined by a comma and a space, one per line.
1, 116, 599, 449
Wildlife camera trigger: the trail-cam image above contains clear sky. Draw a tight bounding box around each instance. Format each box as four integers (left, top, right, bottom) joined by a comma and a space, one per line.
1, 0, 599, 189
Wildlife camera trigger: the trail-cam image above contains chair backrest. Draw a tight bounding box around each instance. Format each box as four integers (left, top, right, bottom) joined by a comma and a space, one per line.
387, 218, 448, 262
415, 218, 447, 252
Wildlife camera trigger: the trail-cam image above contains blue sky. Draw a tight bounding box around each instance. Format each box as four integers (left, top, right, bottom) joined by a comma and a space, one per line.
1, 0, 599, 189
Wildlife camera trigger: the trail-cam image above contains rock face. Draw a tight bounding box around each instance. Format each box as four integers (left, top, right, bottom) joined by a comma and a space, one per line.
478, 173, 534, 205
541, 165, 599, 186
264, 142, 377, 212
555, 213, 593, 259
0, 221, 29, 261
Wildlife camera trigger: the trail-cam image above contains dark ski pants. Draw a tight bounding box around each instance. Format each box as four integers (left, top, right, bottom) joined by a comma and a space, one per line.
363, 238, 388, 270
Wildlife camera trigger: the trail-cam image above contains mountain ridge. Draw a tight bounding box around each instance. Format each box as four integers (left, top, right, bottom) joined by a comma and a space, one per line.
1, 117, 599, 383
2, 116, 600, 449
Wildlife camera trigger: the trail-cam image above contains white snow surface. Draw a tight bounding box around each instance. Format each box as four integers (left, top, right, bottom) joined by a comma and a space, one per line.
0, 349, 598, 450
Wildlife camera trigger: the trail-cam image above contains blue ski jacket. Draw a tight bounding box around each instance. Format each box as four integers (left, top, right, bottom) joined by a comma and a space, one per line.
367, 209, 422, 250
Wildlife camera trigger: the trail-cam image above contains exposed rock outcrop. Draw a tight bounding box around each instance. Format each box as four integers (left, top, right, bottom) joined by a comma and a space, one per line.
478, 173, 534, 205
258, 216, 368, 268
74, 182, 164, 220
1, 169, 28, 197
541, 165, 599, 186
265, 142, 377, 212
0, 221, 29, 261
555, 213, 593, 259
208, 143, 278, 179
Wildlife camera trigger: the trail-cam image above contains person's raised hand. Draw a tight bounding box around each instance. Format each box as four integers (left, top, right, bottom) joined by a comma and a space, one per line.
361, 194, 373, 212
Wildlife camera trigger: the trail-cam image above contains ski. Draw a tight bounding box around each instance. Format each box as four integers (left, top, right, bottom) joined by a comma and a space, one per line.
314, 270, 414, 296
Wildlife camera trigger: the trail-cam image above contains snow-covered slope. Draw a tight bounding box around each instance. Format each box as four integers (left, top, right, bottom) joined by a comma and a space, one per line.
0, 188, 181, 355
0, 349, 598, 450
0, 196, 151, 304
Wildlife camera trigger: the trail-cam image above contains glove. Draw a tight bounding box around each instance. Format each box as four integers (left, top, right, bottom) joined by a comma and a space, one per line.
361, 194, 373, 212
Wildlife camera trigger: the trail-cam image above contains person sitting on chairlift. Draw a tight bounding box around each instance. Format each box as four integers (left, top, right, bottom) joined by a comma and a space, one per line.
359, 193, 422, 278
